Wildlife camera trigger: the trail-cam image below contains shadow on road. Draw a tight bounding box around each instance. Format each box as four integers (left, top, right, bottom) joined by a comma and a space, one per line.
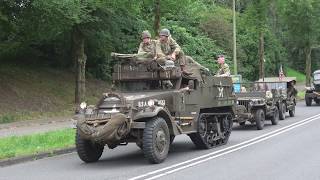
232, 123, 274, 131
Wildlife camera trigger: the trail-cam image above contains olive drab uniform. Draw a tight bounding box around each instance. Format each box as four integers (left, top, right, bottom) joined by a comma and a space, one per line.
216, 63, 230, 77
155, 36, 186, 66
136, 40, 157, 61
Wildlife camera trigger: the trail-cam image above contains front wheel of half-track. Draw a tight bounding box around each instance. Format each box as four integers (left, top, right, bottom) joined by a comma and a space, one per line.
76, 129, 104, 163
142, 117, 170, 164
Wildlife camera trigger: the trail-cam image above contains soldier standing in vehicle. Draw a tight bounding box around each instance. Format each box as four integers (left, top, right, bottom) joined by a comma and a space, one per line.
215, 55, 230, 77
287, 80, 297, 98
155, 28, 190, 74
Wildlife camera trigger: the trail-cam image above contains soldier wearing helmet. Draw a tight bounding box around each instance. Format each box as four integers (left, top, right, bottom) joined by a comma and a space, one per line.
155, 28, 190, 75
137, 30, 156, 61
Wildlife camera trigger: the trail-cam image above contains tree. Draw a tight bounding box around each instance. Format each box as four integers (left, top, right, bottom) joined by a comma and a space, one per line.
1, 0, 145, 107
284, 0, 320, 86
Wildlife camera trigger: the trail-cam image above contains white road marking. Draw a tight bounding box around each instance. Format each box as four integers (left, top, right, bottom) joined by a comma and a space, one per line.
129, 113, 320, 180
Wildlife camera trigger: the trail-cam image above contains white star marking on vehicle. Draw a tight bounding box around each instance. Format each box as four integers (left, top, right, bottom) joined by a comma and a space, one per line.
218, 81, 224, 98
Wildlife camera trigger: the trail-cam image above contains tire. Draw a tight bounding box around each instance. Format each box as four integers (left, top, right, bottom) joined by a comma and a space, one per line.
76, 129, 104, 163
279, 103, 286, 120
254, 109, 265, 130
305, 96, 312, 106
270, 106, 279, 125
315, 99, 320, 105
289, 105, 295, 117
142, 117, 170, 164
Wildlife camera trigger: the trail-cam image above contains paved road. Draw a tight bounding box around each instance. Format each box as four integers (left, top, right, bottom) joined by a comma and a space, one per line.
0, 102, 319, 180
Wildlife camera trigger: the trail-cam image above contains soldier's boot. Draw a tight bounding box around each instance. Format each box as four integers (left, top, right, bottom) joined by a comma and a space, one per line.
180, 65, 192, 76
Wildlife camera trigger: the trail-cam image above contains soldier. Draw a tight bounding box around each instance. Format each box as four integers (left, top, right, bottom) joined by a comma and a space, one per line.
215, 55, 230, 77
287, 80, 297, 98
155, 28, 190, 74
137, 30, 156, 61
111, 30, 156, 62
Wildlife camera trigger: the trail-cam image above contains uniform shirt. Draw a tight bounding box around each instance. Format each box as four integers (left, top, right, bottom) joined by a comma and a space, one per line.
155, 36, 181, 57
137, 40, 156, 58
216, 63, 230, 76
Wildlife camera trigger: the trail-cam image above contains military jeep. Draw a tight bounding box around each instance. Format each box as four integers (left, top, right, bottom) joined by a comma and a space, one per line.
74, 55, 236, 164
257, 77, 297, 119
235, 82, 280, 130
305, 70, 320, 106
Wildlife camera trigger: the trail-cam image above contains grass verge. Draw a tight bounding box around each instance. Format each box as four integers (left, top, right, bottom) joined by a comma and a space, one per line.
297, 91, 305, 101
0, 128, 75, 160
286, 67, 305, 83
0, 62, 109, 124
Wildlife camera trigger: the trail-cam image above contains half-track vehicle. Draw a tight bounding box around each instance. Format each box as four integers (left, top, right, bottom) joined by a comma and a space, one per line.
74, 55, 236, 164
257, 77, 297, 119
234, 82, 280, 130
305, 70, 320, 106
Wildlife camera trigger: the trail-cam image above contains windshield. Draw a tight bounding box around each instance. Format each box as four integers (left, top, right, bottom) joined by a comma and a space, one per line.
234, 82, 287, 93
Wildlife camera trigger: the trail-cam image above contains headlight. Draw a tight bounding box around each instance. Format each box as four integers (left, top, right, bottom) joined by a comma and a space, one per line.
266, 91, 273, 99
80, 102, 87, 109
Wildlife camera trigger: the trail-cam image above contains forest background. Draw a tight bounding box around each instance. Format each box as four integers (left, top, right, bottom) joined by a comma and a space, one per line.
0, 0, 319, 122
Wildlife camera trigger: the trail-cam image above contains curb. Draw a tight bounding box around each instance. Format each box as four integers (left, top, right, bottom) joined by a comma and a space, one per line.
0, 147, 76, 167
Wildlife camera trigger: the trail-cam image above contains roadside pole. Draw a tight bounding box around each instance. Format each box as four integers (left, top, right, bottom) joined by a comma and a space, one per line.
233, 0, 237, 75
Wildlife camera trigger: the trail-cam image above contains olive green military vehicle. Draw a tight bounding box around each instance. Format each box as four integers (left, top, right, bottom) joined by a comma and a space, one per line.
74, 55, 236, 164
305, 70, 320, 106
257, 77, 297, 119
235, 82, 280, 130
235, 77, 297, 130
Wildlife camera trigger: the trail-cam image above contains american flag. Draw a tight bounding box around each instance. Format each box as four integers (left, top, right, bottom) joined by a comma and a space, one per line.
279, 65, 285, 80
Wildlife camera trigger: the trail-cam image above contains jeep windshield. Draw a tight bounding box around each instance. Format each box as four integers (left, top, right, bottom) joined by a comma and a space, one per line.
234, 82, 286, 93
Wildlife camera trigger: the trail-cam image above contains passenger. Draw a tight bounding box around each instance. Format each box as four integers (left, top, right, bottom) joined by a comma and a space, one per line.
287, 80, 297, 98
111, 30, 156, 63
215, 55, 230, 77
155, 28, 191, 75
136, 30, 156, 61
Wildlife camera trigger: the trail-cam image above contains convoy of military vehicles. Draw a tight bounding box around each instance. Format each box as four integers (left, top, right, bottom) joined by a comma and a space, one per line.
73, 54, 303, 164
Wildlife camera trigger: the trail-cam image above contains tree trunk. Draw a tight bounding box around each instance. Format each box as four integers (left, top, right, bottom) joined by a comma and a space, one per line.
259, 31, 265, 79
72, 26, 87, 109
154, 0, 160, 37
304, 46, 312, 87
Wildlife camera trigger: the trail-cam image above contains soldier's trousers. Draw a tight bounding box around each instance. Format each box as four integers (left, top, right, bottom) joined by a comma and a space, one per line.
156, 51, 186, 66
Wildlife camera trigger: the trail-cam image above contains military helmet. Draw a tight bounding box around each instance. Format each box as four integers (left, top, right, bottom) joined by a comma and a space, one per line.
159, 28, 170, 37
141, 30, 151, 39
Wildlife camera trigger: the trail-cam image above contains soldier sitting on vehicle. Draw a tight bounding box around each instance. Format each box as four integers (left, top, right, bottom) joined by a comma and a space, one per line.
111, 30, 157, 63
155, 28, 192, 75
136, 30, 157, 62
215, 55, 230, 77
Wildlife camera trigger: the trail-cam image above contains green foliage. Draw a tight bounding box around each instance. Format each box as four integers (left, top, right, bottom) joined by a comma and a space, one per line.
0, 128, 75, 159
1, 0, 319, 81
167, 25, 223, 71
286, 67, 306, 83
